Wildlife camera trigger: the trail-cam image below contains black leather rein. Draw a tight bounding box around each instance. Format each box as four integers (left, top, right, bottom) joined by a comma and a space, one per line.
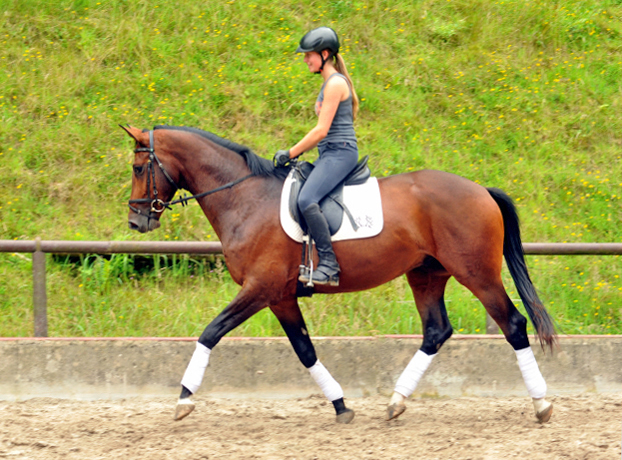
128, 129, 254, 215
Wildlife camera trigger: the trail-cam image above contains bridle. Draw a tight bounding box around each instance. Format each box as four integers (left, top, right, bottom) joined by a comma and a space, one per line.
128, 129, 254, 216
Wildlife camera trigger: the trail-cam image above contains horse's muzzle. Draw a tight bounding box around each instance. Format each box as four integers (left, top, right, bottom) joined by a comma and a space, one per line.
128, 213, 161, 233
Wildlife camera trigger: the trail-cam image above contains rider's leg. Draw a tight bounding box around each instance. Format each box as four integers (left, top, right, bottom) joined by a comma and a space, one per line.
297, 142, 358, 286
300, 203, 340, 285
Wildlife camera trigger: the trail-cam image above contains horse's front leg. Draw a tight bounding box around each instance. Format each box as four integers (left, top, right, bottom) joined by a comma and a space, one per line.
174, 287, 267, 421
270, 300, 355, 424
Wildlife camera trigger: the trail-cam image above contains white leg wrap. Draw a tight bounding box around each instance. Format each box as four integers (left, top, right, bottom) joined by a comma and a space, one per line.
308, 360, 344, 402
180, 342, 212, 394
515, 347, 547, 399
394, 350, 436, 398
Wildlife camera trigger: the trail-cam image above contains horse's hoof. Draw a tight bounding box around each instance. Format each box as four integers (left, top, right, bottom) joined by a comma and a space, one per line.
386, 403, 406, 421
174, 400, 195, 421
536, 402, 553, 424
336, 408, 355, 424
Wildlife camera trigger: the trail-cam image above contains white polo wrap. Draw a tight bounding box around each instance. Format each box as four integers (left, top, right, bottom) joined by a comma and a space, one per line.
180, 342, 212, 394
394, 349, 436, 398
515, 346, 547, 399
308, 360, 344, 402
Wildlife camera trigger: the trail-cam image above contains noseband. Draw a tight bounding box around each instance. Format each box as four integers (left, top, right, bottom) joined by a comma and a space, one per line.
128, 129, 255, 217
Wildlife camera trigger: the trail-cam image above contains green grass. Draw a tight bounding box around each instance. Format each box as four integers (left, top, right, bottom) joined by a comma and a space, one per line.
1, 251, 620, 337
0, 0, 621, 337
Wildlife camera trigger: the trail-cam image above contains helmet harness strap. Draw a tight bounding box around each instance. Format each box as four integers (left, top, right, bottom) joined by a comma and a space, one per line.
316, 50, 336, 74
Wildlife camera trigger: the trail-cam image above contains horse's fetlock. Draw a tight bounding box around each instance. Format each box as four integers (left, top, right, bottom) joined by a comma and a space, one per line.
180, 386, 193, 399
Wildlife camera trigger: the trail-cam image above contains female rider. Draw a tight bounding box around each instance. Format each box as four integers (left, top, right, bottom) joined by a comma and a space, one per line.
274, 27, 360, 287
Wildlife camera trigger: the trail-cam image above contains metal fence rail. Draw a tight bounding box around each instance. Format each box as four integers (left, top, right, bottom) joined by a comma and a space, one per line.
1, 239, 621, 337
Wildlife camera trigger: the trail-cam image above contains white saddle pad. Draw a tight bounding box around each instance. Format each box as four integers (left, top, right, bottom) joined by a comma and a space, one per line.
279, 169, 384, 243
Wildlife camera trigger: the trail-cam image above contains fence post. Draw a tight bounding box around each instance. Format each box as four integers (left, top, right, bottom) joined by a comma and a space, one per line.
33, 237, 48, 337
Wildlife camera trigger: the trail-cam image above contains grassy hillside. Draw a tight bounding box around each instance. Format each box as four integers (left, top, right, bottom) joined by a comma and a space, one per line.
1, 0, 621, 337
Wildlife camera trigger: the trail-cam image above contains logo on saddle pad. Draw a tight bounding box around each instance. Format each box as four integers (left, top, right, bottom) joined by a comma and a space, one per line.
280, 158, 384, 243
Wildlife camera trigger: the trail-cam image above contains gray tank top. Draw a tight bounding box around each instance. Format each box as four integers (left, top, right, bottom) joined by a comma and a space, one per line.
315, 73, 357, 147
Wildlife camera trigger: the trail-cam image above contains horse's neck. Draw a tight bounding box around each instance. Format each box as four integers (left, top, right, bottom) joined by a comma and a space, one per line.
202, 179, 280, 248
179, 144, 279, 245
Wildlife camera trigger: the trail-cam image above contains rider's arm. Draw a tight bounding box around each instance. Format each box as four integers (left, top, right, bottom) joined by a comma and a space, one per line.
288, 77, 349, 158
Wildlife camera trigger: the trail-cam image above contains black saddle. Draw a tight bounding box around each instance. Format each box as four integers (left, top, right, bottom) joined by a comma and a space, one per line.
288, 155, 371, 235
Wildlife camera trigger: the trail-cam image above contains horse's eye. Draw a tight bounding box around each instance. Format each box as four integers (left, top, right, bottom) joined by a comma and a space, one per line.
133, 165, 144, 176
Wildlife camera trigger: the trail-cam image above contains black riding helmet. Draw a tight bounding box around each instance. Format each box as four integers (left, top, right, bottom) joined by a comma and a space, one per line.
296, 27, 340, 73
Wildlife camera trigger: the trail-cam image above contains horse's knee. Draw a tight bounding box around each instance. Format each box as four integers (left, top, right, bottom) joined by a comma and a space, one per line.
505, 310, 529, 350
420, 323, 453, 355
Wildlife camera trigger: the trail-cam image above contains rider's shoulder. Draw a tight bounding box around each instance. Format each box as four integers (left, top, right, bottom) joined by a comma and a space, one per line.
324, 73, 349, 93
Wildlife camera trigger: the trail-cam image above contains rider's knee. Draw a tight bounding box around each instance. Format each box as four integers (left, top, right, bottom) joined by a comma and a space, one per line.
298, 195, 317, 215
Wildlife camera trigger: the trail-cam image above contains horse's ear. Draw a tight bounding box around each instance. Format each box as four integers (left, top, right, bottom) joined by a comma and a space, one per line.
119, 124, 144, 143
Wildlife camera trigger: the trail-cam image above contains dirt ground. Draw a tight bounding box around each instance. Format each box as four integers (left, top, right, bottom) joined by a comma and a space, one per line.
0, 394, 619, 460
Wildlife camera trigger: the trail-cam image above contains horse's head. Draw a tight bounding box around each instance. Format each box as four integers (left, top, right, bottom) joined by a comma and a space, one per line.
122, 126, 179, 233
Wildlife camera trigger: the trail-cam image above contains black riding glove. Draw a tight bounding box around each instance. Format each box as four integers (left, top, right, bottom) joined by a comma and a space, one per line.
273, 149, 291, 167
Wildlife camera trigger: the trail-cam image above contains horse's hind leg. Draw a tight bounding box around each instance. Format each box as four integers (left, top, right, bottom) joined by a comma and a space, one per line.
387, 269, 452, 420
270, 299, 354, 424
463, 276, 553, 423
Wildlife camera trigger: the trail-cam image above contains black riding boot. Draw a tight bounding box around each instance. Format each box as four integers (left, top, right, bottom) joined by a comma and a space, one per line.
300, 203, 340, 286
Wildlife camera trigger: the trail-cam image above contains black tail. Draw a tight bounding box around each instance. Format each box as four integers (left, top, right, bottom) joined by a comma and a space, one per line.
487, 187, 556, 350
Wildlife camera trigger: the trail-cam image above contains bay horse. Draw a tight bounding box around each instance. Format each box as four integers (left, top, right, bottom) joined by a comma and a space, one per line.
123, 125, 556, 424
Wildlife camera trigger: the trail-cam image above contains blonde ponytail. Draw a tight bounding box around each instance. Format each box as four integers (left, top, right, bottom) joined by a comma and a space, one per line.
334, 53, 359, 120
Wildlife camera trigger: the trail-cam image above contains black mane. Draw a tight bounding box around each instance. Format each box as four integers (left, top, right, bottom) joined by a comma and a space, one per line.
152, 125, 288, 180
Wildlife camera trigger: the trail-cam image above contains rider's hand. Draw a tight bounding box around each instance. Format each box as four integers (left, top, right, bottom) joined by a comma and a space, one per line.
273, 149, 291, 167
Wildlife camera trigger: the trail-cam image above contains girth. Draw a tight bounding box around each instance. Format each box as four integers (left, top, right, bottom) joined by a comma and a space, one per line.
288, 155, 371, 235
